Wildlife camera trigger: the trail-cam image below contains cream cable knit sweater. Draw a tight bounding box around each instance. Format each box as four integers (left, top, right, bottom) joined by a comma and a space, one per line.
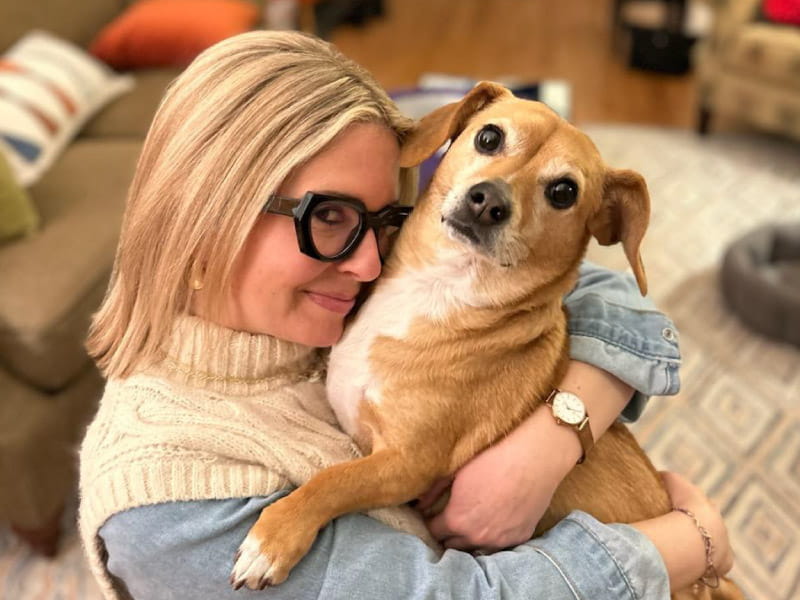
79, 315, 438, 600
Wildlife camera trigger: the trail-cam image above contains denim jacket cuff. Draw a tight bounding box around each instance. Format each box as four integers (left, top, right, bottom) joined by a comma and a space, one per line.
567, 295, 682, 401
534, 511, 670, 600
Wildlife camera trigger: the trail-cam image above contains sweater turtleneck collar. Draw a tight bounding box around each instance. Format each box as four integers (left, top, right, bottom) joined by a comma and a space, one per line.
153, 315, 326, 395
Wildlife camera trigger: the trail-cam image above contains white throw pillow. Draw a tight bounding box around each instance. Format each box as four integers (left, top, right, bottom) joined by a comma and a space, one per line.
0, 30, 135, 187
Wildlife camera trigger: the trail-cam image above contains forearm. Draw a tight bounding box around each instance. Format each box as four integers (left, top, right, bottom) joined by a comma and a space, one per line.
511, 262, 678, 467
530, 359, 633, 469
633, 510, 709, 591
565, 261, 682, 418
504, 263, 677, 523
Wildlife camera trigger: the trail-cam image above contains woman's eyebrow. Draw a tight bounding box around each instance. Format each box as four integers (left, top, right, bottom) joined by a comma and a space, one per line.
313, 189, 359, 199
315, 190, 400, 207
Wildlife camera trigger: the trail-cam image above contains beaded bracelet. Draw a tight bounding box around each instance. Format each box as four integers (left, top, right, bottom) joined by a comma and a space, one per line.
673, 507, 720, 589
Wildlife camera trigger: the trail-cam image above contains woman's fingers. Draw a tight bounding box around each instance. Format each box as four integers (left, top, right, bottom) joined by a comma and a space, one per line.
659, 470, 703, 508
442, 536, 499, 554
415, 476, 453, 513
442, 535, 472, 551
425, 510, 457, 541
659, 470, 690, 492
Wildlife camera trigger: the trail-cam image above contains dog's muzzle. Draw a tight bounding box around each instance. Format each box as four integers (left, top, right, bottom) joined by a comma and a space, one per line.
443, 181, 511, 249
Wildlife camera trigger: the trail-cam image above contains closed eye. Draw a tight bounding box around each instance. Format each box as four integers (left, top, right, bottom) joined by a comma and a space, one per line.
313, 207, 347, 225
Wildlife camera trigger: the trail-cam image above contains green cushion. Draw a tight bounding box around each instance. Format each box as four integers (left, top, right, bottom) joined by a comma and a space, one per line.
0, 152, 38, 242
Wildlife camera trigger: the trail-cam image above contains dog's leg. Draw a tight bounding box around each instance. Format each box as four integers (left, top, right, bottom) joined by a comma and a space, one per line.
710, 577, 746, 600
671, 576, 745, 600
230, 448, 441, 589
673, 587, 711, 600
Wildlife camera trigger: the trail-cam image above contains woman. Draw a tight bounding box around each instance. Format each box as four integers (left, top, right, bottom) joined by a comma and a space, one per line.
79, 31, 732, 599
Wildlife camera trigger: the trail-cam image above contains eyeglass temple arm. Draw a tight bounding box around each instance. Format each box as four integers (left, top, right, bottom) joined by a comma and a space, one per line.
263, 195, 298, 217
385, 205, 414, 226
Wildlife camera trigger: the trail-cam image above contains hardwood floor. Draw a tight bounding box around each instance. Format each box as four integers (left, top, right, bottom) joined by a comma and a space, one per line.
328, 0, 698, 127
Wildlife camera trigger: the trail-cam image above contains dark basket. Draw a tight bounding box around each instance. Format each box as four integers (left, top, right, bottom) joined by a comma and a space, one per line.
721, 223, 800, 348
627, 26, 697, 74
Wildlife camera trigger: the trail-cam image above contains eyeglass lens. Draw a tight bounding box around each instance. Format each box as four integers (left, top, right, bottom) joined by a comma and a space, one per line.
309, 200, 361, 257
309, 200, 401, 259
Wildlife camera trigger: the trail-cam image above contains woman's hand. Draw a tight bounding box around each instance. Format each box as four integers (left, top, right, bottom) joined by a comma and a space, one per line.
418, 406, 575, 552
633, 472, 734, 591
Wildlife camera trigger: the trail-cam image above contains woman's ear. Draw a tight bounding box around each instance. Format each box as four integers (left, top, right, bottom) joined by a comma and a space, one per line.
588, 169, 651, 295
399, 81, 511, 168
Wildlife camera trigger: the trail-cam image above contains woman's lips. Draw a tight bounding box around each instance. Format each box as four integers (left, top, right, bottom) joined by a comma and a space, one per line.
306, 291, 357, 314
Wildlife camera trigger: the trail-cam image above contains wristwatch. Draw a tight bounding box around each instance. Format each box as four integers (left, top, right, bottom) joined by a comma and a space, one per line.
544, 389, 594, 464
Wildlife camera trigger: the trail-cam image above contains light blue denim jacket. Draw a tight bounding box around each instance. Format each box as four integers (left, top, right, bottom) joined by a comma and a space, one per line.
99, 261, 681, 600
566, 261, 681, 422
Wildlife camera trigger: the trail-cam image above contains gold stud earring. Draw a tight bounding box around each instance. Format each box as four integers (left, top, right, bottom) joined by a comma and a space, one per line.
188, 263, 205, 290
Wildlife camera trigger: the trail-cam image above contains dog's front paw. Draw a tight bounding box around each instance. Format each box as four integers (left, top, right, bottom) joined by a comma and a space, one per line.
230, 532, 278, 590
229, 501, 318, 590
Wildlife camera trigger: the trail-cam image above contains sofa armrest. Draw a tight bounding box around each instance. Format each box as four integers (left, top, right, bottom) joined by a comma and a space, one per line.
707, 0, 763, 49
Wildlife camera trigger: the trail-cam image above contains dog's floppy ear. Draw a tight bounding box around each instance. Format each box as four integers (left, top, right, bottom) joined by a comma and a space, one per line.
399, 81, 511, 168
588, 169, 650, 295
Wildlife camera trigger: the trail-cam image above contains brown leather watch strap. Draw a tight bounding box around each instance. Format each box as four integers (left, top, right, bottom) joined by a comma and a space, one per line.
574, 416, 594, 464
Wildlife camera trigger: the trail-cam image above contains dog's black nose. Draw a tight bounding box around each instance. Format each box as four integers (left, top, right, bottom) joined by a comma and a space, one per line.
466, 182, 510, 226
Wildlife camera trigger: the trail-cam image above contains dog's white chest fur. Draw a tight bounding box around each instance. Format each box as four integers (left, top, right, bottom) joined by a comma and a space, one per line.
327, 253, 479, 438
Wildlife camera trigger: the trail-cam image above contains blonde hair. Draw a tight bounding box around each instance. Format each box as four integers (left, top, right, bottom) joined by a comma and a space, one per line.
88, 31, 416, 378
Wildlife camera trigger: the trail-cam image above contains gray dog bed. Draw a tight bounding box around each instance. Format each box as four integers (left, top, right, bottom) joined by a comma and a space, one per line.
721, 223, 800, 347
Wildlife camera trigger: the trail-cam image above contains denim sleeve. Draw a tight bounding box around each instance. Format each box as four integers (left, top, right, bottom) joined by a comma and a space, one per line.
564, 261, 682, 422
99, 492, 669, 600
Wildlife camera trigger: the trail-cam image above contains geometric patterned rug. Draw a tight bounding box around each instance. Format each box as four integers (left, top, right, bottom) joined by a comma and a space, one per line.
0, 510, 101, 599
583, 124, 800, 600
630, 270, 800, 600
1, 125, 798, 599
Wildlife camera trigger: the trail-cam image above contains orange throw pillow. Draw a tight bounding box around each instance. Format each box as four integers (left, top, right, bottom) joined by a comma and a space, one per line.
90, 0, 260, 69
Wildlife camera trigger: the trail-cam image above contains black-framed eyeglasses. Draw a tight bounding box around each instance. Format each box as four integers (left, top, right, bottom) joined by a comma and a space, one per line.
263, 192, 413, 262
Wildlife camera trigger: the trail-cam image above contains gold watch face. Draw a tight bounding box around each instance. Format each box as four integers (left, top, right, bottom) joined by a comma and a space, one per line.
552, 391, 586, 425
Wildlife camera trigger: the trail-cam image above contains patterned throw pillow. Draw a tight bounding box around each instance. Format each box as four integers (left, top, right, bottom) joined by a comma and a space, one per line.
0, 31, 135, 187
0, 150, 38, 242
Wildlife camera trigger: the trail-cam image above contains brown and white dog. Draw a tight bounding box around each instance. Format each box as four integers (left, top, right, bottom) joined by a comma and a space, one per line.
231, 82, 743, 599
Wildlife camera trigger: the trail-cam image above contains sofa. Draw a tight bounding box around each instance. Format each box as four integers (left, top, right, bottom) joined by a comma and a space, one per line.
694, 0, 800, 141
0, 0, 183, 555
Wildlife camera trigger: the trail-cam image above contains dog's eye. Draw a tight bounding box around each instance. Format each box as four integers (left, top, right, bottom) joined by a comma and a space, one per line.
546, 179, 579, 209
474, 125, 504, 154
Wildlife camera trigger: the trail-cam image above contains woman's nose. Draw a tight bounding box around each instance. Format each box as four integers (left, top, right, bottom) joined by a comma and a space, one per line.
337, 229, 382, 282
